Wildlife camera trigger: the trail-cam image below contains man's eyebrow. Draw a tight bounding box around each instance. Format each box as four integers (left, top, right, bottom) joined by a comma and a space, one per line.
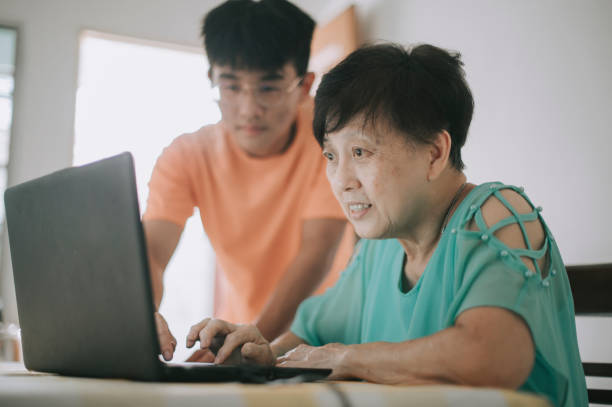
259, 72, 285, 81
218, 73, 239, 80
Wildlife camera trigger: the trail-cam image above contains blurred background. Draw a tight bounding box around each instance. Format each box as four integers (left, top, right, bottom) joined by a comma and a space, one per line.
0, 0, 610, 366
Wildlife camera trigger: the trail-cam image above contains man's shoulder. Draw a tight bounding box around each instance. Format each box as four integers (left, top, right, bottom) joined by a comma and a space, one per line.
166, 122, 225, 156
174, 122, 222, 145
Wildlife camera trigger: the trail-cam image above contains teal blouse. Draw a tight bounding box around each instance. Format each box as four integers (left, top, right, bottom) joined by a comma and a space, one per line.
291, 182, 588, 407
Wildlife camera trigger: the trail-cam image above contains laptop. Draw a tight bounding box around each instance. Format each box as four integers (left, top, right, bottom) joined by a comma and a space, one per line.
4, 152, 330, 383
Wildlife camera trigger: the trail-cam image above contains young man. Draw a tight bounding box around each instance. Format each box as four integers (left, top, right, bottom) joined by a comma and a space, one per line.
143, 0, 353, 361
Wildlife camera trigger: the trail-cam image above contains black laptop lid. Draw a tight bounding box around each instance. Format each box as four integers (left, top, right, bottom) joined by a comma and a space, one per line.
5, 153, 162, 380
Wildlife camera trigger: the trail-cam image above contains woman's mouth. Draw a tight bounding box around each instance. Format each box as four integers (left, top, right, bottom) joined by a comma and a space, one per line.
347, 203, 372, 219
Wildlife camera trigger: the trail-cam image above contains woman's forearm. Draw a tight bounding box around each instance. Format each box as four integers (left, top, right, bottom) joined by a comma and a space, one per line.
342, 308, 534, 388
342, 330, 465, 385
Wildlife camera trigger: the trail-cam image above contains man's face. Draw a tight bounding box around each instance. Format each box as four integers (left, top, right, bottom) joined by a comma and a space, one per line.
210, 63, 311, 157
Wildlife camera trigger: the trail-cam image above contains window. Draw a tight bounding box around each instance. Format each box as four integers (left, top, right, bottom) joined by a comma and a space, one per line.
75, 31, 219, 361
0, 26, 17, 285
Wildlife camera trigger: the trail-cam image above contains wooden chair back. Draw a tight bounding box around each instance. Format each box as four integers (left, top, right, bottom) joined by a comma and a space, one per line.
566, 263, 612, 405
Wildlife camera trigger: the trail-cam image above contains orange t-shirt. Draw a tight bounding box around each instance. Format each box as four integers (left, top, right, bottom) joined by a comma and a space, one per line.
143, 99, 354, 323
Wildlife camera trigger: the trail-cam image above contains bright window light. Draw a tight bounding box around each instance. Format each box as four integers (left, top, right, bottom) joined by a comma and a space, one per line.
74, 31, 219, 361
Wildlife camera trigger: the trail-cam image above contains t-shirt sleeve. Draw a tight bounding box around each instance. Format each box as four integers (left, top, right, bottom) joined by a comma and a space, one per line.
448, 208, 551, 337
142, 136, 196, 227
450, 234, 538, 325
301, 157, 345, 220
290, 240, 367, 346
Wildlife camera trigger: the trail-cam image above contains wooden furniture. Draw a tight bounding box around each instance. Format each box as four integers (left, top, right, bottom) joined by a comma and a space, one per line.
566, 263, 612, 405
0, 361, 551, 407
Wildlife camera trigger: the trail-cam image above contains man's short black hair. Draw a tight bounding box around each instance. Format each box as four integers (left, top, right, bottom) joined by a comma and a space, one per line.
202, 0, 315, 76
313, 43, 474, 170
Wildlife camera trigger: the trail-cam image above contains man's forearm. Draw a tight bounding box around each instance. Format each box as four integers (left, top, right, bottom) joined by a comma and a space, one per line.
149, 260, 164, 311
256, 219, 347, 341
256, 248, 337, 341
255, 261, 329, 341
142, 219, 183, 312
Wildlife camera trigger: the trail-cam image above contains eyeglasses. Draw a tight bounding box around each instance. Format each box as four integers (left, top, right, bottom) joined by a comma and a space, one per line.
211, 76, 303, 108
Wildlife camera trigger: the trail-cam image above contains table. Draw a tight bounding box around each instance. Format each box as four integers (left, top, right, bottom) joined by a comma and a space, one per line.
0, 362, 551, 406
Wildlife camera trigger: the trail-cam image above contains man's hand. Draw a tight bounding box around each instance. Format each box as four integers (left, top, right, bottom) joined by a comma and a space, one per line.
276, 343, 350, 379
186, 318, 275, 366
155, 312, 177, 361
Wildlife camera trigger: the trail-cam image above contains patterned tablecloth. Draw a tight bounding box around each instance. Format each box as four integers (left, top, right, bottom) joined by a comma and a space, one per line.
0, 362, 551, 406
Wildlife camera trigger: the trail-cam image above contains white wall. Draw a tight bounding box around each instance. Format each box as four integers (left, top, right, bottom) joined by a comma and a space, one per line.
356, 0, 612, 266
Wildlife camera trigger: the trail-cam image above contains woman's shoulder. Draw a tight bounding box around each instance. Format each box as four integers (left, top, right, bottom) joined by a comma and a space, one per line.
452, 181, 554, 280
455, 182, 544, 228
462, 182, 533, 208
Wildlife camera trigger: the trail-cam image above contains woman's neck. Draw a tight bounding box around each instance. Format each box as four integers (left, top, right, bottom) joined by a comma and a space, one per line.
397, 172, 469, 265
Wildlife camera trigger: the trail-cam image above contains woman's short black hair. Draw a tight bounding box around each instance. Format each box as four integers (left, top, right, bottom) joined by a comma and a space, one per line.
202, 0, 315, 76
313, 43, 474, 170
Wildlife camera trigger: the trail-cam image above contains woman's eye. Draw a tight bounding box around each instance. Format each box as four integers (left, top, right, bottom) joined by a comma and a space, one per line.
322, 151, 334, 161
352, 148, 365, 158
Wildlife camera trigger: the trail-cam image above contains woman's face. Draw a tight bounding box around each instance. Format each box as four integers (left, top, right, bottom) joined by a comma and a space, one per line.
322, 119, 432, 239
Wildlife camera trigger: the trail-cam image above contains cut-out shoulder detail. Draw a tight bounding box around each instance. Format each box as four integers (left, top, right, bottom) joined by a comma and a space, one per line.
467, 188, 548, 275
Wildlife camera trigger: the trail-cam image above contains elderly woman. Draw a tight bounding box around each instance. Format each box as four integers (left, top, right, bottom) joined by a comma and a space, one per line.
186, 43, 587, 406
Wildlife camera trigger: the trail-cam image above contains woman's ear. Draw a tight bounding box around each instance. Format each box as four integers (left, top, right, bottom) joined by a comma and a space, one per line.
427, 130, 452, 182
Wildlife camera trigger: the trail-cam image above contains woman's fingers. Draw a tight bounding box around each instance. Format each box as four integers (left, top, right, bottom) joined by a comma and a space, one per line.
185, 348, 216, 363
185, 320, 274, 366
214, 326, 267, 364
276, 344, 309, 365
185, 318, 235, 349
242, 342, 275, 365
199, 319, 235, 349
186, 318, 211, 348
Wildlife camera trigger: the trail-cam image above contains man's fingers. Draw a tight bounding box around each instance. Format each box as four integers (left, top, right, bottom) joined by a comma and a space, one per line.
155, 312, 176, 361
160, 330, 177, 361
161, 344, 174, 361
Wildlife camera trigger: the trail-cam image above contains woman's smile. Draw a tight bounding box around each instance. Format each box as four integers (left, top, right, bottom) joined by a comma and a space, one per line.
347, 202, 373, 219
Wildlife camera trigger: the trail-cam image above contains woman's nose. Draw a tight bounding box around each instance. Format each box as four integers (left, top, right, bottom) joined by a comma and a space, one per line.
333, 159, 360, 192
